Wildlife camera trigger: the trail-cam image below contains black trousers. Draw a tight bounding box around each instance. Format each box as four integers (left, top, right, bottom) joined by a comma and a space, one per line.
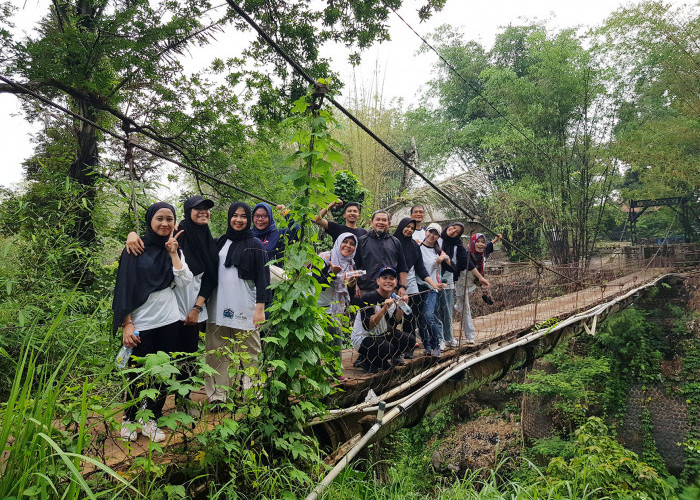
359, 329, 416, 371
175, 320, 204, 384
124, 321, 179, 421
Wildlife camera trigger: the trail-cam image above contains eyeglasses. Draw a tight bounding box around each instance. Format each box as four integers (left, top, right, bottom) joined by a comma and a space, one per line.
253, 214, 269, 220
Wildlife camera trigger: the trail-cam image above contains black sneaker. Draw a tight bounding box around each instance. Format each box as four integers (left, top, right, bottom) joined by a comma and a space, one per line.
359, 358, 379, 373
404, 350, 415, 359
392, 356, 405, 366
353, 355, 366, 368
482, 293, 494, 305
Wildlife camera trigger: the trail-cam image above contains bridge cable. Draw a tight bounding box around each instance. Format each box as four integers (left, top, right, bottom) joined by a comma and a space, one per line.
0, 74, 276, 206
225, 1, 584, 286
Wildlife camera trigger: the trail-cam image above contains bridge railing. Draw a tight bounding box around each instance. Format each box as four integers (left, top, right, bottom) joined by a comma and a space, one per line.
335, 245, 698, 402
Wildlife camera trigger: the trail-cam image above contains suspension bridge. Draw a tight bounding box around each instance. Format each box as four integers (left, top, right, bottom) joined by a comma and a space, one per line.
80, 243, 699, 481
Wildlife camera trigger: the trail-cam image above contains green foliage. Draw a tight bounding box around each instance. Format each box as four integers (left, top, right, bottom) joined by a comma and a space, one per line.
542, 417, 677, 500
598, 1, 700, 203
677, 314, 700, 482
260, 83, 341, 461
511, 348, 609, 430
527, 436, 575, 463
411, 22, 620, 263
593, 307, 667, 420
0, 302, 134, 499
321, 418, 677, 499
331, 170, 369, 222
0, 173, 116, 398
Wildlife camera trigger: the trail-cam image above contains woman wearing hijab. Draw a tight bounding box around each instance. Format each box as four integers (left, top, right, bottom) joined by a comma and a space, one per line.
205, 202, 269, 406
393, 218, 441, 357
126, 196, 219, 395
317, 232, 357, 379
251, 202, 300, 266
436, 223, 468, 348
462, 232, 501, 344
113, 202, 192, 443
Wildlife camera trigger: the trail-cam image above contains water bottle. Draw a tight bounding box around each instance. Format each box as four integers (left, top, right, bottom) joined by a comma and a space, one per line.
390, 293, 412, 316
115, 331, 139, 370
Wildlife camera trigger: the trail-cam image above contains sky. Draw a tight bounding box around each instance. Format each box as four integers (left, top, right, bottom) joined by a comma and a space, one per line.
0, 0, 688, 189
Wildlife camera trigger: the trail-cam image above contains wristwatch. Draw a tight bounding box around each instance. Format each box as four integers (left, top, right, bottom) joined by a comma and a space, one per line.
192, 304, 203, 312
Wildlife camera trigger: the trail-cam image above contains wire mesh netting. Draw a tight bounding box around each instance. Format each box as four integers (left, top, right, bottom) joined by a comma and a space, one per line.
328, 243, 700, 412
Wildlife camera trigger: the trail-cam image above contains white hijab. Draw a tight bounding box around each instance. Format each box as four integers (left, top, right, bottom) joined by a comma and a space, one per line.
326, 232, 357, 312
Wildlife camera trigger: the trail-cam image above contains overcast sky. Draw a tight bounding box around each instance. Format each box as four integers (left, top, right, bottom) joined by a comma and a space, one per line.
0, 0, 688, 188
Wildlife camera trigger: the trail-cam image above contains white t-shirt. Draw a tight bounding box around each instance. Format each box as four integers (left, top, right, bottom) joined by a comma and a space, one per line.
207, 240, 257, 331
350, 301, 397, 350
173, 272, 208, 322
417, 244, 441, 287
413, 228, 426, 243
131, 258, 194, 332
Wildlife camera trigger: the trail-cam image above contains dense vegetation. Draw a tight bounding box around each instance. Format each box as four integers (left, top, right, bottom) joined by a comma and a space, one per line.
0, 0, 698, 498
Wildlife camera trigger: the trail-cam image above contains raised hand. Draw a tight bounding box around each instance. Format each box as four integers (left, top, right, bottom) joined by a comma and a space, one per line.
165, 228, 184, 254
330, 261, 342, 275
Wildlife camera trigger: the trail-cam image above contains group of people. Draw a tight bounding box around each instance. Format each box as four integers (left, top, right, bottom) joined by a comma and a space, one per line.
112, 197, 499, 442
323, 203, 501, 374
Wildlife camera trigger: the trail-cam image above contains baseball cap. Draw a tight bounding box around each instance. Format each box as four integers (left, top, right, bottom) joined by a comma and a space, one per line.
184, 195, 214, 211
377, 266, 398, 278
427, 222, 442, 234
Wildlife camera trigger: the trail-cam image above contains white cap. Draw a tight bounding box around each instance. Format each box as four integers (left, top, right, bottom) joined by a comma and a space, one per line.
426, 222, 442, 234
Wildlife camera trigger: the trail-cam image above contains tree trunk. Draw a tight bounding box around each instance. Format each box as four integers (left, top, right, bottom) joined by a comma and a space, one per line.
67, 98, 98, 283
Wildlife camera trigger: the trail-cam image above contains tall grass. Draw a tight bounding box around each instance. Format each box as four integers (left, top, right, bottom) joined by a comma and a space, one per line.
0, 297, 135, 499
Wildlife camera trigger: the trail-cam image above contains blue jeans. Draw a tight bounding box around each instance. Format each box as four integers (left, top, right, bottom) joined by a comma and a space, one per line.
418, 289, 442, 351
436, 286, 454, 342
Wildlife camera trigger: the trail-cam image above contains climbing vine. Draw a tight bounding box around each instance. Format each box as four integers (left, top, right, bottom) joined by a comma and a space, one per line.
257, 80, 344, 470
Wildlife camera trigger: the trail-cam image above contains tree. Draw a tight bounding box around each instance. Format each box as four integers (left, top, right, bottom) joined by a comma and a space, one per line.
597, 1, 700, 206
408, 24, 619, 264
0, 0, 449, 260
1, 0, 228, 251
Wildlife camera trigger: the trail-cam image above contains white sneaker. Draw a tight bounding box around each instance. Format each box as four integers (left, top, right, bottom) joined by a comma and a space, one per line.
446, 339, 459, 348
141, 419, 166, 443
120, 421, 138, 442
439, 341, 446, 350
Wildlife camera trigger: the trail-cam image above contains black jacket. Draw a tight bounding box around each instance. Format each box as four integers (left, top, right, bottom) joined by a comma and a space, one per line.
355, 231, 408, 291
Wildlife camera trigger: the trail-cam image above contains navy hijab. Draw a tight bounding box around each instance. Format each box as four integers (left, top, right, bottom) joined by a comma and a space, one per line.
251, 202, 280, 254
112, 202, 178, 334
217, 202, 266, 281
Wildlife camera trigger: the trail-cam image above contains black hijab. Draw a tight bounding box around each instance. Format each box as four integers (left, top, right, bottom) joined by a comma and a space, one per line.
178, 196, 219, 277
441, 222, 465, 258
393, 217, 417, 254
217, 202, 265, 281
112, 202, 178, 334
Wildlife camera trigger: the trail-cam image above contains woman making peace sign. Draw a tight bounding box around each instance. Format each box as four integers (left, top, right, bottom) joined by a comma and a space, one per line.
113, 202, 193, 443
